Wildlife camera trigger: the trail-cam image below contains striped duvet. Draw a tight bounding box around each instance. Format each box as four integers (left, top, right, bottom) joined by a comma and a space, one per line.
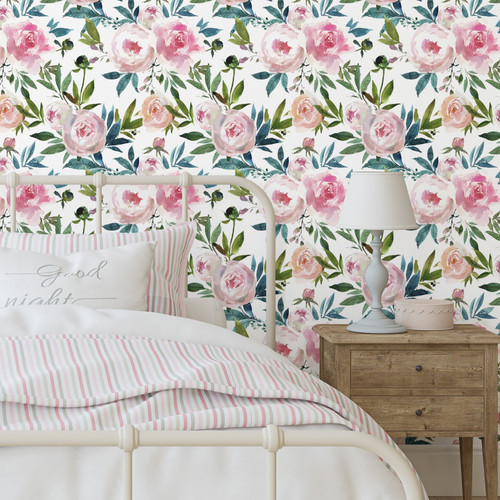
0, 333, 389, 443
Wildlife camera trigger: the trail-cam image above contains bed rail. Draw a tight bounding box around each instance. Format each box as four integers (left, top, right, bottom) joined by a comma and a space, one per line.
0, 424, 425, 500
0, 172, 276, 349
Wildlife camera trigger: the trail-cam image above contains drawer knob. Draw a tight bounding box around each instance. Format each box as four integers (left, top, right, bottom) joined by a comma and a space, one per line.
415, 365, 423, 372
415, 409, 423, 417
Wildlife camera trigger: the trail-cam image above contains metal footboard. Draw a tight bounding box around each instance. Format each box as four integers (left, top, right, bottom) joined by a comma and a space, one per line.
0, 425, 425, 500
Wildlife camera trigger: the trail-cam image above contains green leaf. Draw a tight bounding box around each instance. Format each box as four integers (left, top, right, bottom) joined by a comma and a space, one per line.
41, 143, 66, 155
81, 80, 94, 104
480, 132, 500, 141
231, 231, 244, 254
234, 17, 250, 43
330, 282, 355, 292
31, 131, 55, 141
340, 295, 365, 306
384, 18, 400, 43
340, 143, 365, 155
181, 132, 204, 142
489, 297, 500, 306
191, 144, 216, 154
85, 17, 100, 44
380, 80, 394, 104
480, 283, 500, 292
381, 231, 394, 254
188, 283, 205, 292
234, 320, 249, 338
232, 80, 244, 104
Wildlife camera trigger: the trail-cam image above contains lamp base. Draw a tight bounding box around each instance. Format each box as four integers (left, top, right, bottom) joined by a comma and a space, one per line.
347, 309, 407, 334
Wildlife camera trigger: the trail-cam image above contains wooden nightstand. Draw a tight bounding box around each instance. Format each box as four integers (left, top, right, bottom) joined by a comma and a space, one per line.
313, 324, 500, 500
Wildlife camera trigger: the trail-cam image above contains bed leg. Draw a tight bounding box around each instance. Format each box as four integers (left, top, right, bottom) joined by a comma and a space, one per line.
122, 451, 133, 500
263, 425, 284, 500
119, 425, 139, 500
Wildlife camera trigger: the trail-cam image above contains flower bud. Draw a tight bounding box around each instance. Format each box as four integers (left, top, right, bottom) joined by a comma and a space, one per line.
3, 137, 15, 148
303, 288, 315, 299
225, 206, 239, 220
62, 39, 74, 51
212, 39, 223, 51
452, 137, 464, 148
302, 137, 315, 148
361, 39, 373, 51
374, 55, 389, 69
224, 55, 239, 69
75, 55, 90, 69
153, 137, 165, 148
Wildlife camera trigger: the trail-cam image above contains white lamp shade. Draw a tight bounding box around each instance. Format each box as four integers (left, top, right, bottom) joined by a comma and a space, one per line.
337, 171, 417, 230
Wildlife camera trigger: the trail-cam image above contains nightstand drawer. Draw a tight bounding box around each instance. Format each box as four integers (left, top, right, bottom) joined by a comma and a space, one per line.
351, 349, 484, 389
354, 396, 484, 433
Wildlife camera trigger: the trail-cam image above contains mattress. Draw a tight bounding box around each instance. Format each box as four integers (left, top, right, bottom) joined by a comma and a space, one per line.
0, 306, 415, 499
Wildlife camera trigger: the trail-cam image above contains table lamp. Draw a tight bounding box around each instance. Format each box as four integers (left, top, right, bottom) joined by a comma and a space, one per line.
337, 171, 417, 333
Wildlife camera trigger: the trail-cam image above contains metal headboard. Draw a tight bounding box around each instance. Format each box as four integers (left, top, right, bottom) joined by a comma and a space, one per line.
0, 171, 276, 349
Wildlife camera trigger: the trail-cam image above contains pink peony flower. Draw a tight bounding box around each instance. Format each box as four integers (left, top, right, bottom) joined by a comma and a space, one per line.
109, 24, 155, 73
276, 326, 304, 366
452, 170, 500, 225
0, 94, 24, 131
45, 100, 70, 131
155, 172, 204, 222
301, 169, 346, 225
264, 175, 304, 224
410, 175, 455, 224
436, 156, 464, 181
452, 137, 465, 148
452, 288, 465, 300
212, 110, 256, 157
152, 18, 204, 75
362, 261, 405, 308
437, 5, 463, 30
141, 94, 174, 131
0, 157, 14, 173
194, 252, 220, 282
452, 18, 500, 74
493, 256, 500, 278
258, 23, 305, 73
303, 326, 320, 364
290, 94, 323, 130
137, 156, 163, 175
494, 104, 500, 126
62, 110, 106, 157
212, 260, 256, 308
0, 6, 12, 27
302, 17, 354, 74
361, 110, 405, 157
290, 245, 323, 282
287, 155, 312, 181
137, 5, 164, 30
440, 94, 472, 130
345, 101, 370, 131
345, 252, 370, 282
3, 18, 55, 74
6, 174, 54, 225
287, 5, 313, 30
408, 24, 455, 73
303, 288, 315, 300
440, 245, 473, 281
194, 101, 220, 131
109, 186, 155, 224
287, 306, 312, 332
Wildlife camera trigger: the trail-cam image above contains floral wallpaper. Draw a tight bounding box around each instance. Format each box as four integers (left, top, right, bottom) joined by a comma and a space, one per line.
0, 0, 499, 399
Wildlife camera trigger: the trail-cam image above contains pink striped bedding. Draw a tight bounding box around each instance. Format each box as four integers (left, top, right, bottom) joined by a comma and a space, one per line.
0, 334, 387, 443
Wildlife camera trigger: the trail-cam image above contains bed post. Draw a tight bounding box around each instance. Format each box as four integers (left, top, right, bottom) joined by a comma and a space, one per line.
94, 172, 105, 234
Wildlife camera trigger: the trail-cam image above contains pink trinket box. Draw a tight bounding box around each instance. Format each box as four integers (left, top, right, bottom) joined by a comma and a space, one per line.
394, 299, 454, 331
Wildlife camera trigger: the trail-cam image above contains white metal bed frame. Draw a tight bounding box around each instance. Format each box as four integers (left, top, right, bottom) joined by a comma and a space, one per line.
0, 172, 424, 500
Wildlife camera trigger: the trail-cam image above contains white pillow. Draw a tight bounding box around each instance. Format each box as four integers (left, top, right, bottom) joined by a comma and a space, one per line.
0, 242, 156, 311
0, 223, 196, 316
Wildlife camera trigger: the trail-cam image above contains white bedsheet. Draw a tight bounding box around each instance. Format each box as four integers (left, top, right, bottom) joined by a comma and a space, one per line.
0, 306, 408, 499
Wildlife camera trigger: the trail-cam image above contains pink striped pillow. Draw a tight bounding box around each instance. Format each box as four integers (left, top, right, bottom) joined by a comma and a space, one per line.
0, 222, 196, 317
